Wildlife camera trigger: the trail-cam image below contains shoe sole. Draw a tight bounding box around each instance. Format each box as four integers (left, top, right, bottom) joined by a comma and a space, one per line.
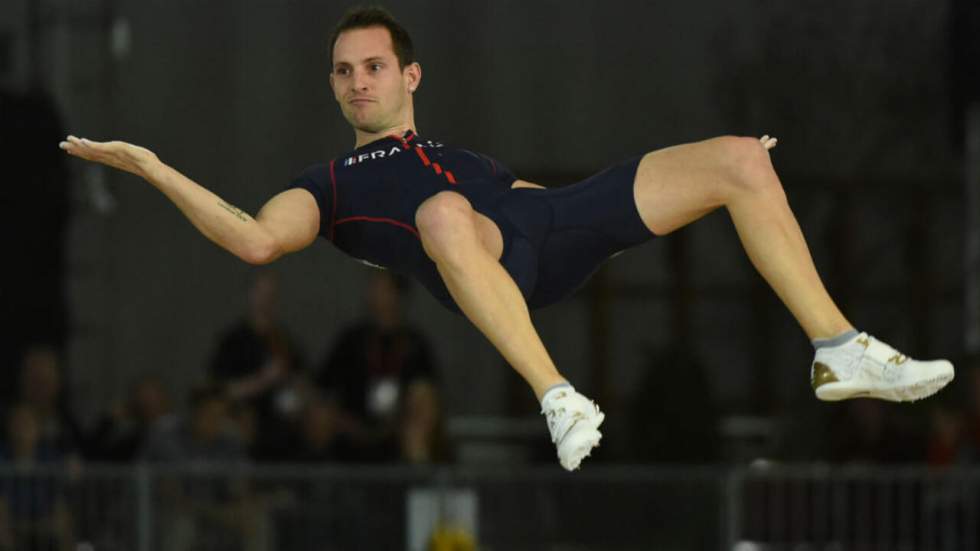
557, 413, 605, 471
815, 372, 955, 402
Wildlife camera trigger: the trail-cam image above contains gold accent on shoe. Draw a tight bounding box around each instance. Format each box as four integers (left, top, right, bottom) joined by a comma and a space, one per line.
811, 362, 839, 391
856, 336, 870, 349
887, 354, 908, 365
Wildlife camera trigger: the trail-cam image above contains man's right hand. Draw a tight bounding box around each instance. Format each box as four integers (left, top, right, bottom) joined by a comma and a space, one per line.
59, 135, 159, 178
58, 134, 319, 264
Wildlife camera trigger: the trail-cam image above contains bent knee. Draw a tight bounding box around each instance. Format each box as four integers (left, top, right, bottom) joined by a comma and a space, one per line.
416, 192, 468, 231
415, 191, 473, 235
711, 135, 782, 195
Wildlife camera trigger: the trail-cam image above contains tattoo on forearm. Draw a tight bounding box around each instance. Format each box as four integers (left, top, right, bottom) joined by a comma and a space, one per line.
218, 200, 250, 222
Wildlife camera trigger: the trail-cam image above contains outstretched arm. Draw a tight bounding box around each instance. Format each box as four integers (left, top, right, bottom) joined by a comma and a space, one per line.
60, 135, 319, 264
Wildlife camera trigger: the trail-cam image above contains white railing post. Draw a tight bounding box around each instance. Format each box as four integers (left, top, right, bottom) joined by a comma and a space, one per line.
724, 468, 743, 549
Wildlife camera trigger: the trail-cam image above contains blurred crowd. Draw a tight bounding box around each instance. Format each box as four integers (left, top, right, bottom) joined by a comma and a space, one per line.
4, 269, 980, 476
1, 270, 447, 469
2, 268, 980, 550
0, 270, 448, 550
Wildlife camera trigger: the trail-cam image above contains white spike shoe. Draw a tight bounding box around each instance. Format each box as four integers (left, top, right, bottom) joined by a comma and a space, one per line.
540, 385, 605, 471
811, 332, 954, 402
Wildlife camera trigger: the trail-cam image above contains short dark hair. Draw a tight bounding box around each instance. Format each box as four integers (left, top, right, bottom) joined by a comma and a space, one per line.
329, 6, 415, 70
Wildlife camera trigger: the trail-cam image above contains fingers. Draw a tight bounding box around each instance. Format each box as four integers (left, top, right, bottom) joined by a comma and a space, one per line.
59, 135, 123, 170
59, 135, 97, 157
759, 134, 778, 150
60, 135, 118, 163
60, 135, 113, 148
58, 135, 76, 152
59, 135, 155, 177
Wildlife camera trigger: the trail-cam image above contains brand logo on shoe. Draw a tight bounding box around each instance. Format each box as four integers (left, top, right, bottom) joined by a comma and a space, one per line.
857, 336, 870, 349
887, 354, 908, 365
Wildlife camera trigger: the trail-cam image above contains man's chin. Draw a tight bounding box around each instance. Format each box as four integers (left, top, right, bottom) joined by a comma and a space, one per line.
347, 120, 387, 135
355, 124, 386, 134
341, 112, 386, 135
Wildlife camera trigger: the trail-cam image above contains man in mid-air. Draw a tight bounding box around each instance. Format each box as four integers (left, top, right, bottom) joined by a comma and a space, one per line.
60, 6, 954, 470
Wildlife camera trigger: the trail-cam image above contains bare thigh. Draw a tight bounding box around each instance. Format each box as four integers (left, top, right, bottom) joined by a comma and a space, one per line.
633, 137, 742, 236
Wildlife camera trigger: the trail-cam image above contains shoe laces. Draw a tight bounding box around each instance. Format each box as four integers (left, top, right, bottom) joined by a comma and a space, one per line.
863, 335, 908, 380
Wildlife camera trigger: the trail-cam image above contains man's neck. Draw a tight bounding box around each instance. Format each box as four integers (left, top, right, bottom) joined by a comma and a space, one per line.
354, 122, 417, 149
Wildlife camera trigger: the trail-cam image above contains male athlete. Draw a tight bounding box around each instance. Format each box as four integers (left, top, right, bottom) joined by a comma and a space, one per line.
60, 7, 954, 470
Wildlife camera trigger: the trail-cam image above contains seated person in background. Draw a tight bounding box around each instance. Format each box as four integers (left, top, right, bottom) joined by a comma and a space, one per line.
142, 385, 269, 551
86, 375, 174, 462
0, 404, 75, 551
142, 384, 247, 467
209, 271, 307, 461
287, 396, 354, 463
13, 346, 83, 461
316, 271, 445, 463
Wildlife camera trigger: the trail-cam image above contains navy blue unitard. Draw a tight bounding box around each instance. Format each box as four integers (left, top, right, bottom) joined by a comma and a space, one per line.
287, 131, 654, 312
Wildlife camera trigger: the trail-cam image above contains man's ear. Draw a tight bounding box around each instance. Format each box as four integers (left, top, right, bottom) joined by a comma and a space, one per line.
406, 62, 422, 93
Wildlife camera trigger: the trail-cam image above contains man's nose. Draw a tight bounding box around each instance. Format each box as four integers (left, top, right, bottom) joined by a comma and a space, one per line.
351, 68, 369, 92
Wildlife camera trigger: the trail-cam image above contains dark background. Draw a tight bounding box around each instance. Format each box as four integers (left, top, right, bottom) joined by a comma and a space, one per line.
2, 0, 978, 463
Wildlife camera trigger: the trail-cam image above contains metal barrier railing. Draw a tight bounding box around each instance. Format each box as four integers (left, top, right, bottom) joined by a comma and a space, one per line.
0, 464, 976, 551
727, 465, 980, 551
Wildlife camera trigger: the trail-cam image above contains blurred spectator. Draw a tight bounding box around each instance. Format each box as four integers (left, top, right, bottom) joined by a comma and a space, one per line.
11, 346, 83, 461
0, 404, 74, 551
86, 375, 174, 462
315, 271, 445, 464
209, 271, 307, 461
142, 384, 246, 466
143, 385, 269, 551
288, 396, 354, 463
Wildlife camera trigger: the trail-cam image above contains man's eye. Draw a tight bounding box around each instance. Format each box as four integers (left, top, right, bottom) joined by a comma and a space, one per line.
370, 64, 382, 71
335, 67, 349, 76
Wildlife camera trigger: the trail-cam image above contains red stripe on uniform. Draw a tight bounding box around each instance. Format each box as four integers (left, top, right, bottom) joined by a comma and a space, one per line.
414, 146, 431, 166
387, 133, 411, 150
432, 163, 443, 174
445, 171, 457, 184
334, 216, 420, 239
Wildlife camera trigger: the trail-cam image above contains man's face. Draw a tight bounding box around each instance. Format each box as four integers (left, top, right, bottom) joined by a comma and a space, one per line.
330, 26, 419, 133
